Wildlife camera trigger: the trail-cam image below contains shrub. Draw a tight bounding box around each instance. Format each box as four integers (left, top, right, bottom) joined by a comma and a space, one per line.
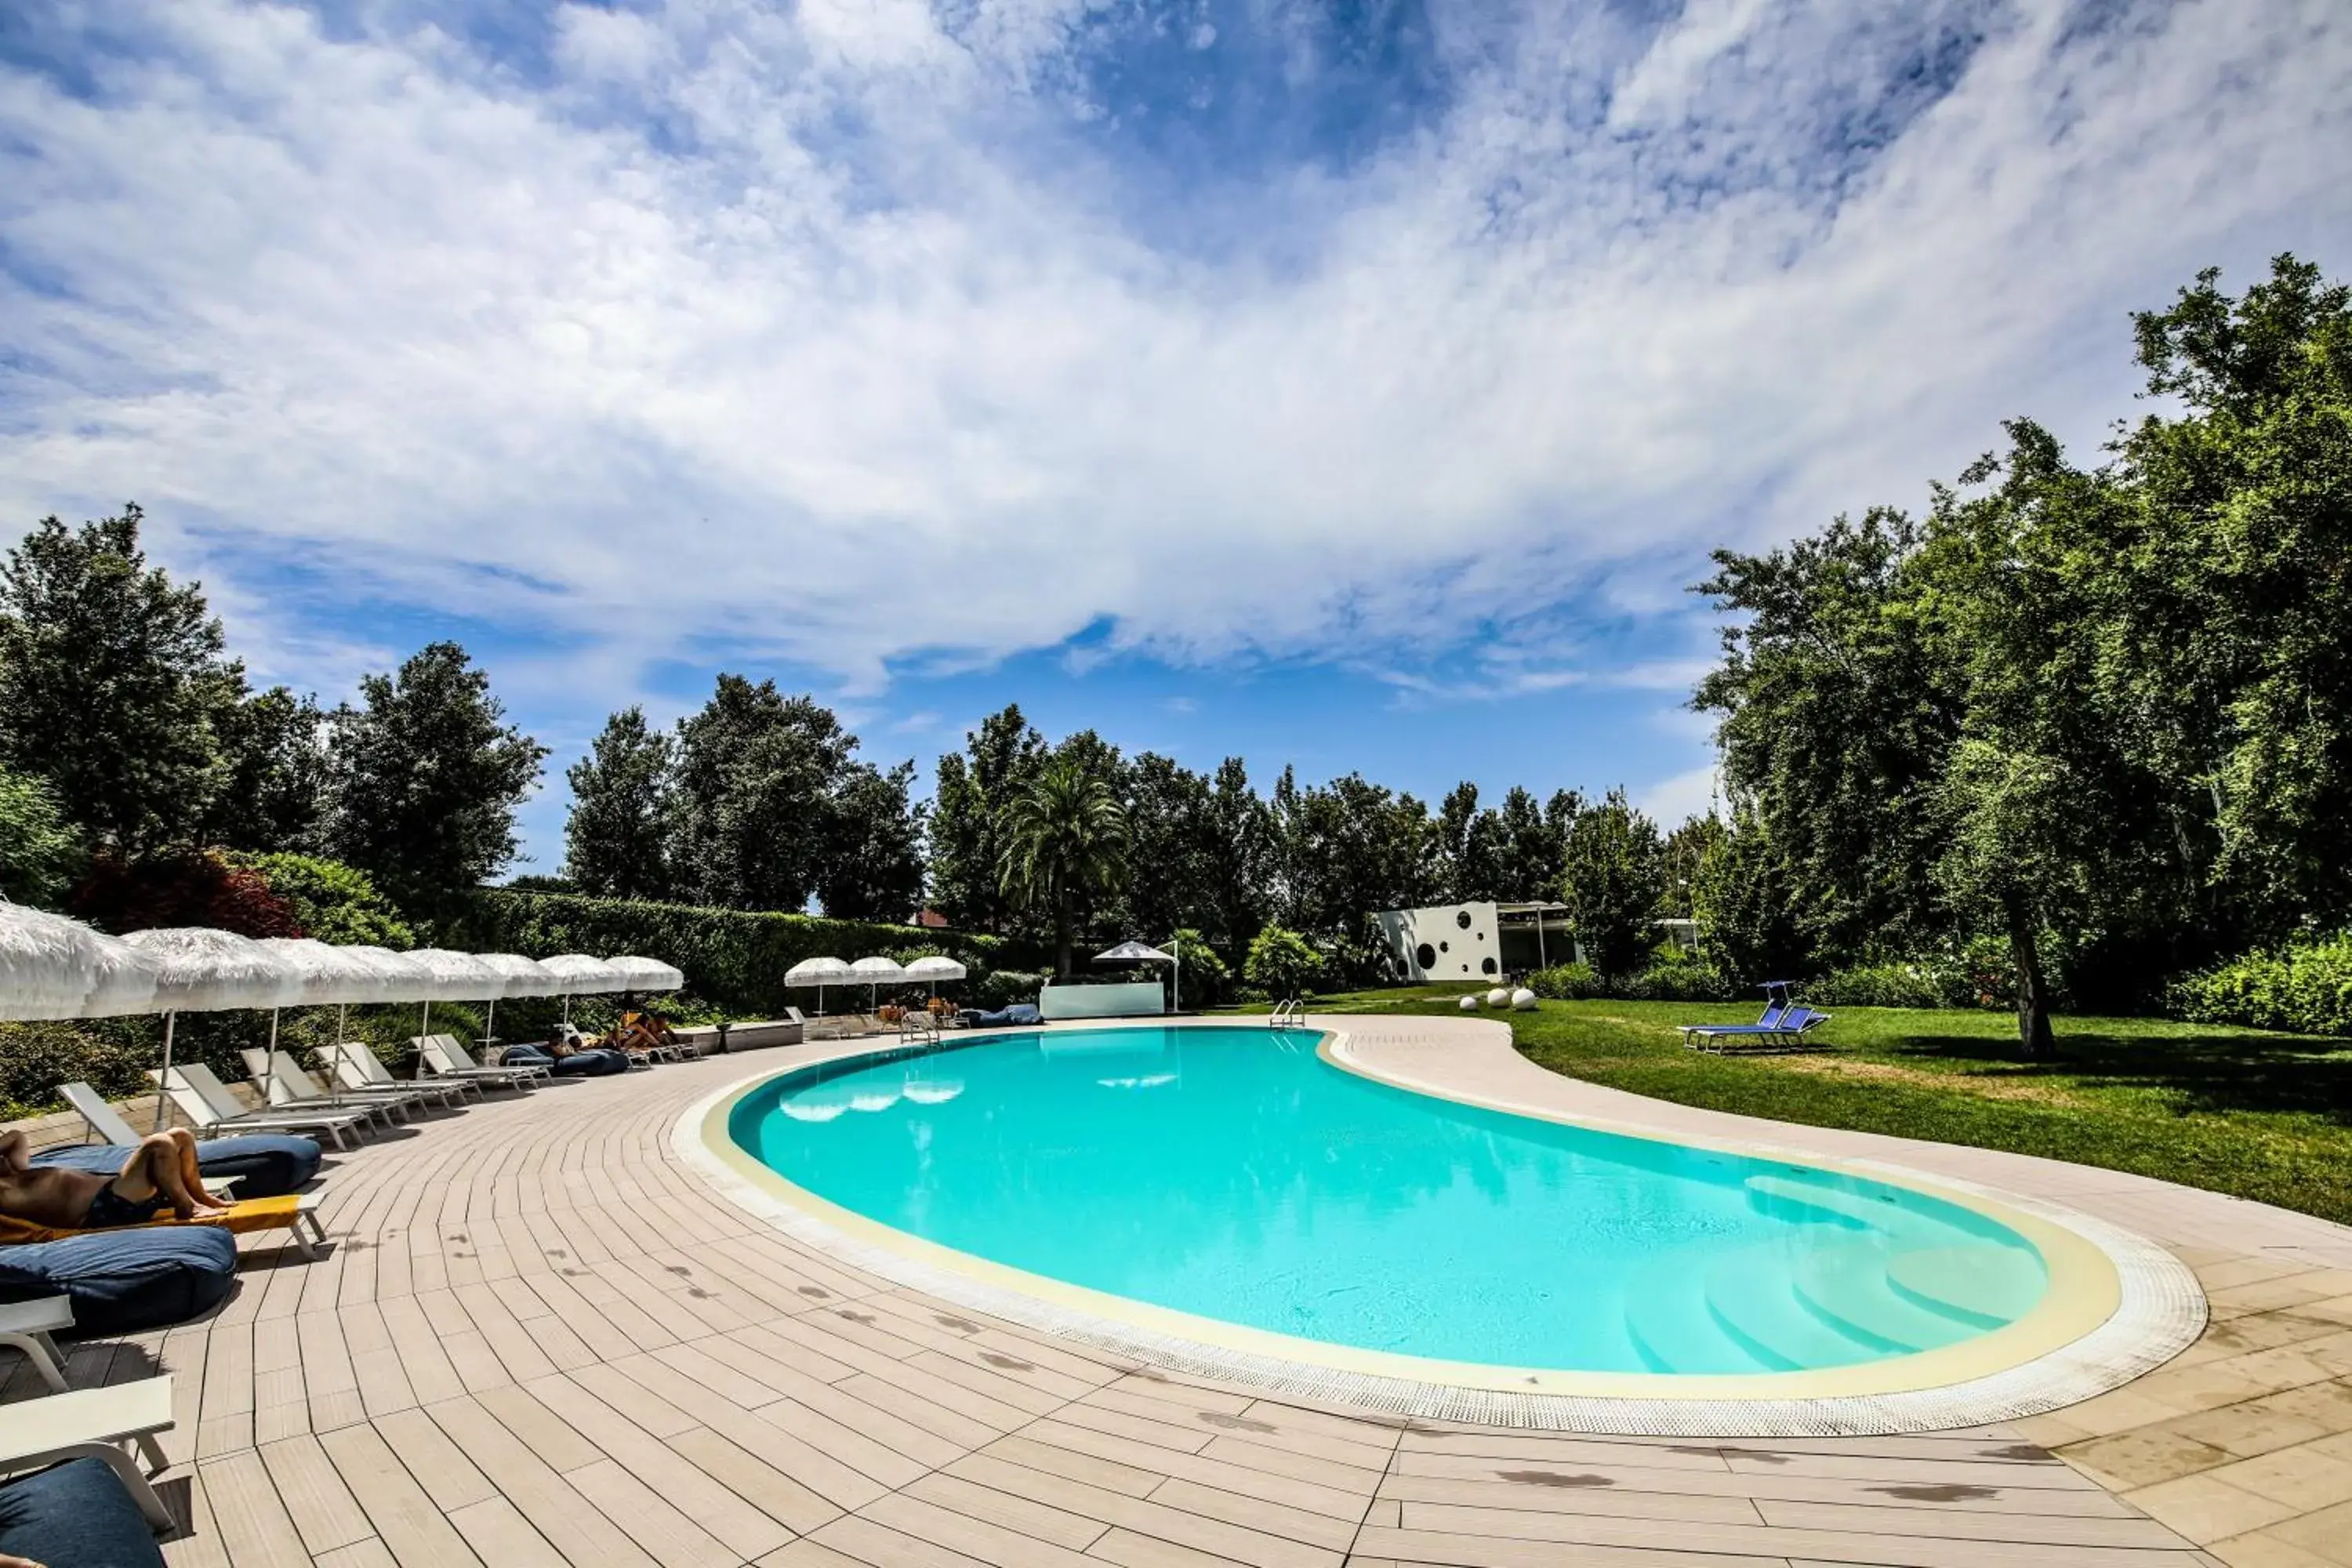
70, 850, 301, 937
974, 970, 1047, 1010
1166, 929, 1229, 1008
0, 1021, 151, 1120
2169, 933, 2352, 1036
1615, 958, 1742, 1004
234, 852, 416, 947
1806, 963, 1952, 1011
457, 888, 1032, 1018
1244, 925, 1324, 999
1528, 962, 1603, 1000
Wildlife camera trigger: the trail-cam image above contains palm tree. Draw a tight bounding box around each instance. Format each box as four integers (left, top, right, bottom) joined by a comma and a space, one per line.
998, 754, 1130, 981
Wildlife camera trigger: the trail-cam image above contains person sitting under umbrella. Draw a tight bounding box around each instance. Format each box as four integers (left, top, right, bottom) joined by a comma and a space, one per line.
0, 1126, 234, 1230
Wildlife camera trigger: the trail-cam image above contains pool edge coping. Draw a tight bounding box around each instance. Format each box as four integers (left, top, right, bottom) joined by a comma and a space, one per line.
670, 1018, 2209, 1436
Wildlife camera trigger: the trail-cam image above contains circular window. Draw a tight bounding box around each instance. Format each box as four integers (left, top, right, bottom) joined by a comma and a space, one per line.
1481, 956, 1498, 975
1414, 942, 1436, 971
1456, 910, 1473, 929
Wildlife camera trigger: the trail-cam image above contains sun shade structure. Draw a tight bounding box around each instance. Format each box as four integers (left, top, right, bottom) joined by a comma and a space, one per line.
253, 937, 395, 1106
0, 901, 158, 1022
785, 956, 851, 1015
1096, 940, 1180, 1013
902, 956, 967, 984
848, 955, 906, 1011
122, 927, 306, 1131
397, 949, 511, 1068
471, 953, 564, 1042
536, 953, 627, 1024
608, 956, 684, 993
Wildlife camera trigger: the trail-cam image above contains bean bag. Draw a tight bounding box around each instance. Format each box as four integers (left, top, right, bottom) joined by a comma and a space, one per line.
0, 1457, 165, 1567
503, 1044, 629, 1076
0, 1225, 238, 1334
958, 1004, 1043, 1028
34, 1134, 322, 1199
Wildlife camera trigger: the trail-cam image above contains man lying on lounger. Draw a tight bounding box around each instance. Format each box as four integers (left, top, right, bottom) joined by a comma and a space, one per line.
0, 1127, 234, 1231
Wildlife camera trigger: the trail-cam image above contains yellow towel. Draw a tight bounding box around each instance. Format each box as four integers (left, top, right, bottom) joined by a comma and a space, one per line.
0, 1193, 306, 1246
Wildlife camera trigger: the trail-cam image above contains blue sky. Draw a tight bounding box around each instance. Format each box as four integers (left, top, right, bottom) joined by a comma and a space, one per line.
3, 0, 2348, 876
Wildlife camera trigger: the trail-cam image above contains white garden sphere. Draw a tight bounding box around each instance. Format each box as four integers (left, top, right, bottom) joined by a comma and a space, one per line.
1511, 988, 1538, 1011
1458, 994, 1481, 1011
1485, 987, 1511, 1007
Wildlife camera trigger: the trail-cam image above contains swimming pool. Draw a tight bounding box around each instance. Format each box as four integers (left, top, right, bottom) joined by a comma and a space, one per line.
722, 1024, 2063, 1381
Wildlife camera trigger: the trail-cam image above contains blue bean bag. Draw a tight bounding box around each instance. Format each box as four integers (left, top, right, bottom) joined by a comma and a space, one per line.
0, 1457, 165, 1566
0, 1225, 238, 1334
34, 1134, 322, 1199
503, 1044, 630, 1076
959, 1004, 1043, 1027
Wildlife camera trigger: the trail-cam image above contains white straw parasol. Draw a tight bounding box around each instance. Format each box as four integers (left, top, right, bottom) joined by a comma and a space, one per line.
784, 956, 851, 1016
473, 953, 561, 1044
122, 928, 305, 1131
0, 902, 157, 1021
538, 953, 624, 1025
399, 949, 507, 1070
902, 956, 967, 984
254, 938, 393, 1103
607, 956, 684, 994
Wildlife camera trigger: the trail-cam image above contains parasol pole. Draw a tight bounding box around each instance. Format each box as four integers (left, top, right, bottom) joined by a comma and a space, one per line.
152, 1011, 179, 1133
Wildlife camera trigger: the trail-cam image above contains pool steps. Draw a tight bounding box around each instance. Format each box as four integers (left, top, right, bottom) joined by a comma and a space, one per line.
1615, 1177, 2044, 1373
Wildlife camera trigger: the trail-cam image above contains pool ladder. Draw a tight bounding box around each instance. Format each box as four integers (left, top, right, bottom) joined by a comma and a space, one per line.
1269, 998, 1306, 1028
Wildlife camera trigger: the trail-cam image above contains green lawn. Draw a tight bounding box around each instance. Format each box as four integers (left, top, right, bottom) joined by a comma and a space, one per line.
1239, 988, 2352, 1226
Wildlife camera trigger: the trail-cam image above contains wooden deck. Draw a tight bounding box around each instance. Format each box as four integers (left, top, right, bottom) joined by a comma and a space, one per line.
16, 1040, 2343, 1567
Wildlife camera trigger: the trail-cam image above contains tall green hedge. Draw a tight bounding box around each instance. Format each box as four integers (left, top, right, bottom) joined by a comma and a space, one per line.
2169, 932, 2352, 1037
457, 890, 1036, 1016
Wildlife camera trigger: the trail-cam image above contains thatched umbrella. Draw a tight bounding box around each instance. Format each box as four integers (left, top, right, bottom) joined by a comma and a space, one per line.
538, 953, 626, 1025
122, 927, 304, 1131
0, 901, 156, 1022
848, 956, 906, 1012
784, 956, 850, 1017
472, 953, 563, 1046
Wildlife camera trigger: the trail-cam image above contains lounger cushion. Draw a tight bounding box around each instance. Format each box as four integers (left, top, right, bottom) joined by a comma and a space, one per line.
0, 1225, 238, 1334
34, 1134, 322, 1198
0, 1456, 168, 1567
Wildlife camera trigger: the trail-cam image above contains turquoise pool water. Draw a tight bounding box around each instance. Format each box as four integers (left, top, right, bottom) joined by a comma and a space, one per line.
730, 1026, 2049, 1374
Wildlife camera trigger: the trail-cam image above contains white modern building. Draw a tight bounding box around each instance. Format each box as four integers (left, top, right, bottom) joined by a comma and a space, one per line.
1373, 902, 1579, 983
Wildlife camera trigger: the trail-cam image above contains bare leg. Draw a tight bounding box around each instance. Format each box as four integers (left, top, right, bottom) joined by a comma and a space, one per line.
113, 1134, 230, 1221
169, 1127, 228, 1210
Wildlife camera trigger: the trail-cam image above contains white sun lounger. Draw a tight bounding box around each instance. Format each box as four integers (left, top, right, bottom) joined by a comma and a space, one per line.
412, 1035, 538, 1088
0, 1298, 73, 1395
0, 1376, 176, 1529
232, 1051, 405, 1129
318, 1042, 478, 1105
59, 1083, 145, 1148
147, 1065, 372, 1150
239, 1050, 443, 1123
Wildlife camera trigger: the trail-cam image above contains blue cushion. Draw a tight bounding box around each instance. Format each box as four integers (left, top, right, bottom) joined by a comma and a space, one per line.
0, 1457, 165, 1566
506, 1045, 629, 1076
0, 1226, 238, 1334
34, 1134, 322, 1199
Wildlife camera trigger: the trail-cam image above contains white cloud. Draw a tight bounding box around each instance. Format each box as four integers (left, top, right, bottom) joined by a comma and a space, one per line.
1635, 764, 1721, 828
1, 0, 2346, 701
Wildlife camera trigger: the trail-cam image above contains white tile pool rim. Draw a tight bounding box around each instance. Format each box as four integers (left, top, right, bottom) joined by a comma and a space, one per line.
672, 1018, 2208, 1436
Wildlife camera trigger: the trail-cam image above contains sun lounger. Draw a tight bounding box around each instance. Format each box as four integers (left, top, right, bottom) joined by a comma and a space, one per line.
241, 1050, 445, 1121
0, 1376, 175, 1530
230, 1051, 405, 1130
0, 1297, 72, 1394
412, 1035, 539, 1088
147, 1065, 373, 1149
1682, 1005, 1833, 1053
319, 1042, 481, 1105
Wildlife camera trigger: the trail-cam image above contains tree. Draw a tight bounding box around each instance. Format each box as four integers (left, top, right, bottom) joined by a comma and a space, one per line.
564, 707, 675, 899
1203, 758, 1272, 960
0, 506, 242, 855
322, 642, 546, 915
1164, 927, 1230, 1007
668, 677, 848, 911
818, 760, 926, 920
0, 765, 82, 905
927, 705, 1044, 931
200, 687, 332, 854
1686, 809, 1807, 986
998, 750, 1129, 980
234, 852, 415, 947
1121, 753, 1219, 946
1244, 924, 1323, 1000
1559, 789, 1665, 979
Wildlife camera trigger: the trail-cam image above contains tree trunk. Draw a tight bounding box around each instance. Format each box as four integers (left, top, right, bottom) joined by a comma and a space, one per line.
1054, 901, 1073, 982
2006, 902, 2057, 1060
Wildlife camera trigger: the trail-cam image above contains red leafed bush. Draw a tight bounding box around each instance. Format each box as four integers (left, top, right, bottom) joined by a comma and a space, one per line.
71, 851, 304, 938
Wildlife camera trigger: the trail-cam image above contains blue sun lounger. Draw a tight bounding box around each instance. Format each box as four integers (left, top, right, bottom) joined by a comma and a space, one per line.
1677, 983, 1833, 1053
